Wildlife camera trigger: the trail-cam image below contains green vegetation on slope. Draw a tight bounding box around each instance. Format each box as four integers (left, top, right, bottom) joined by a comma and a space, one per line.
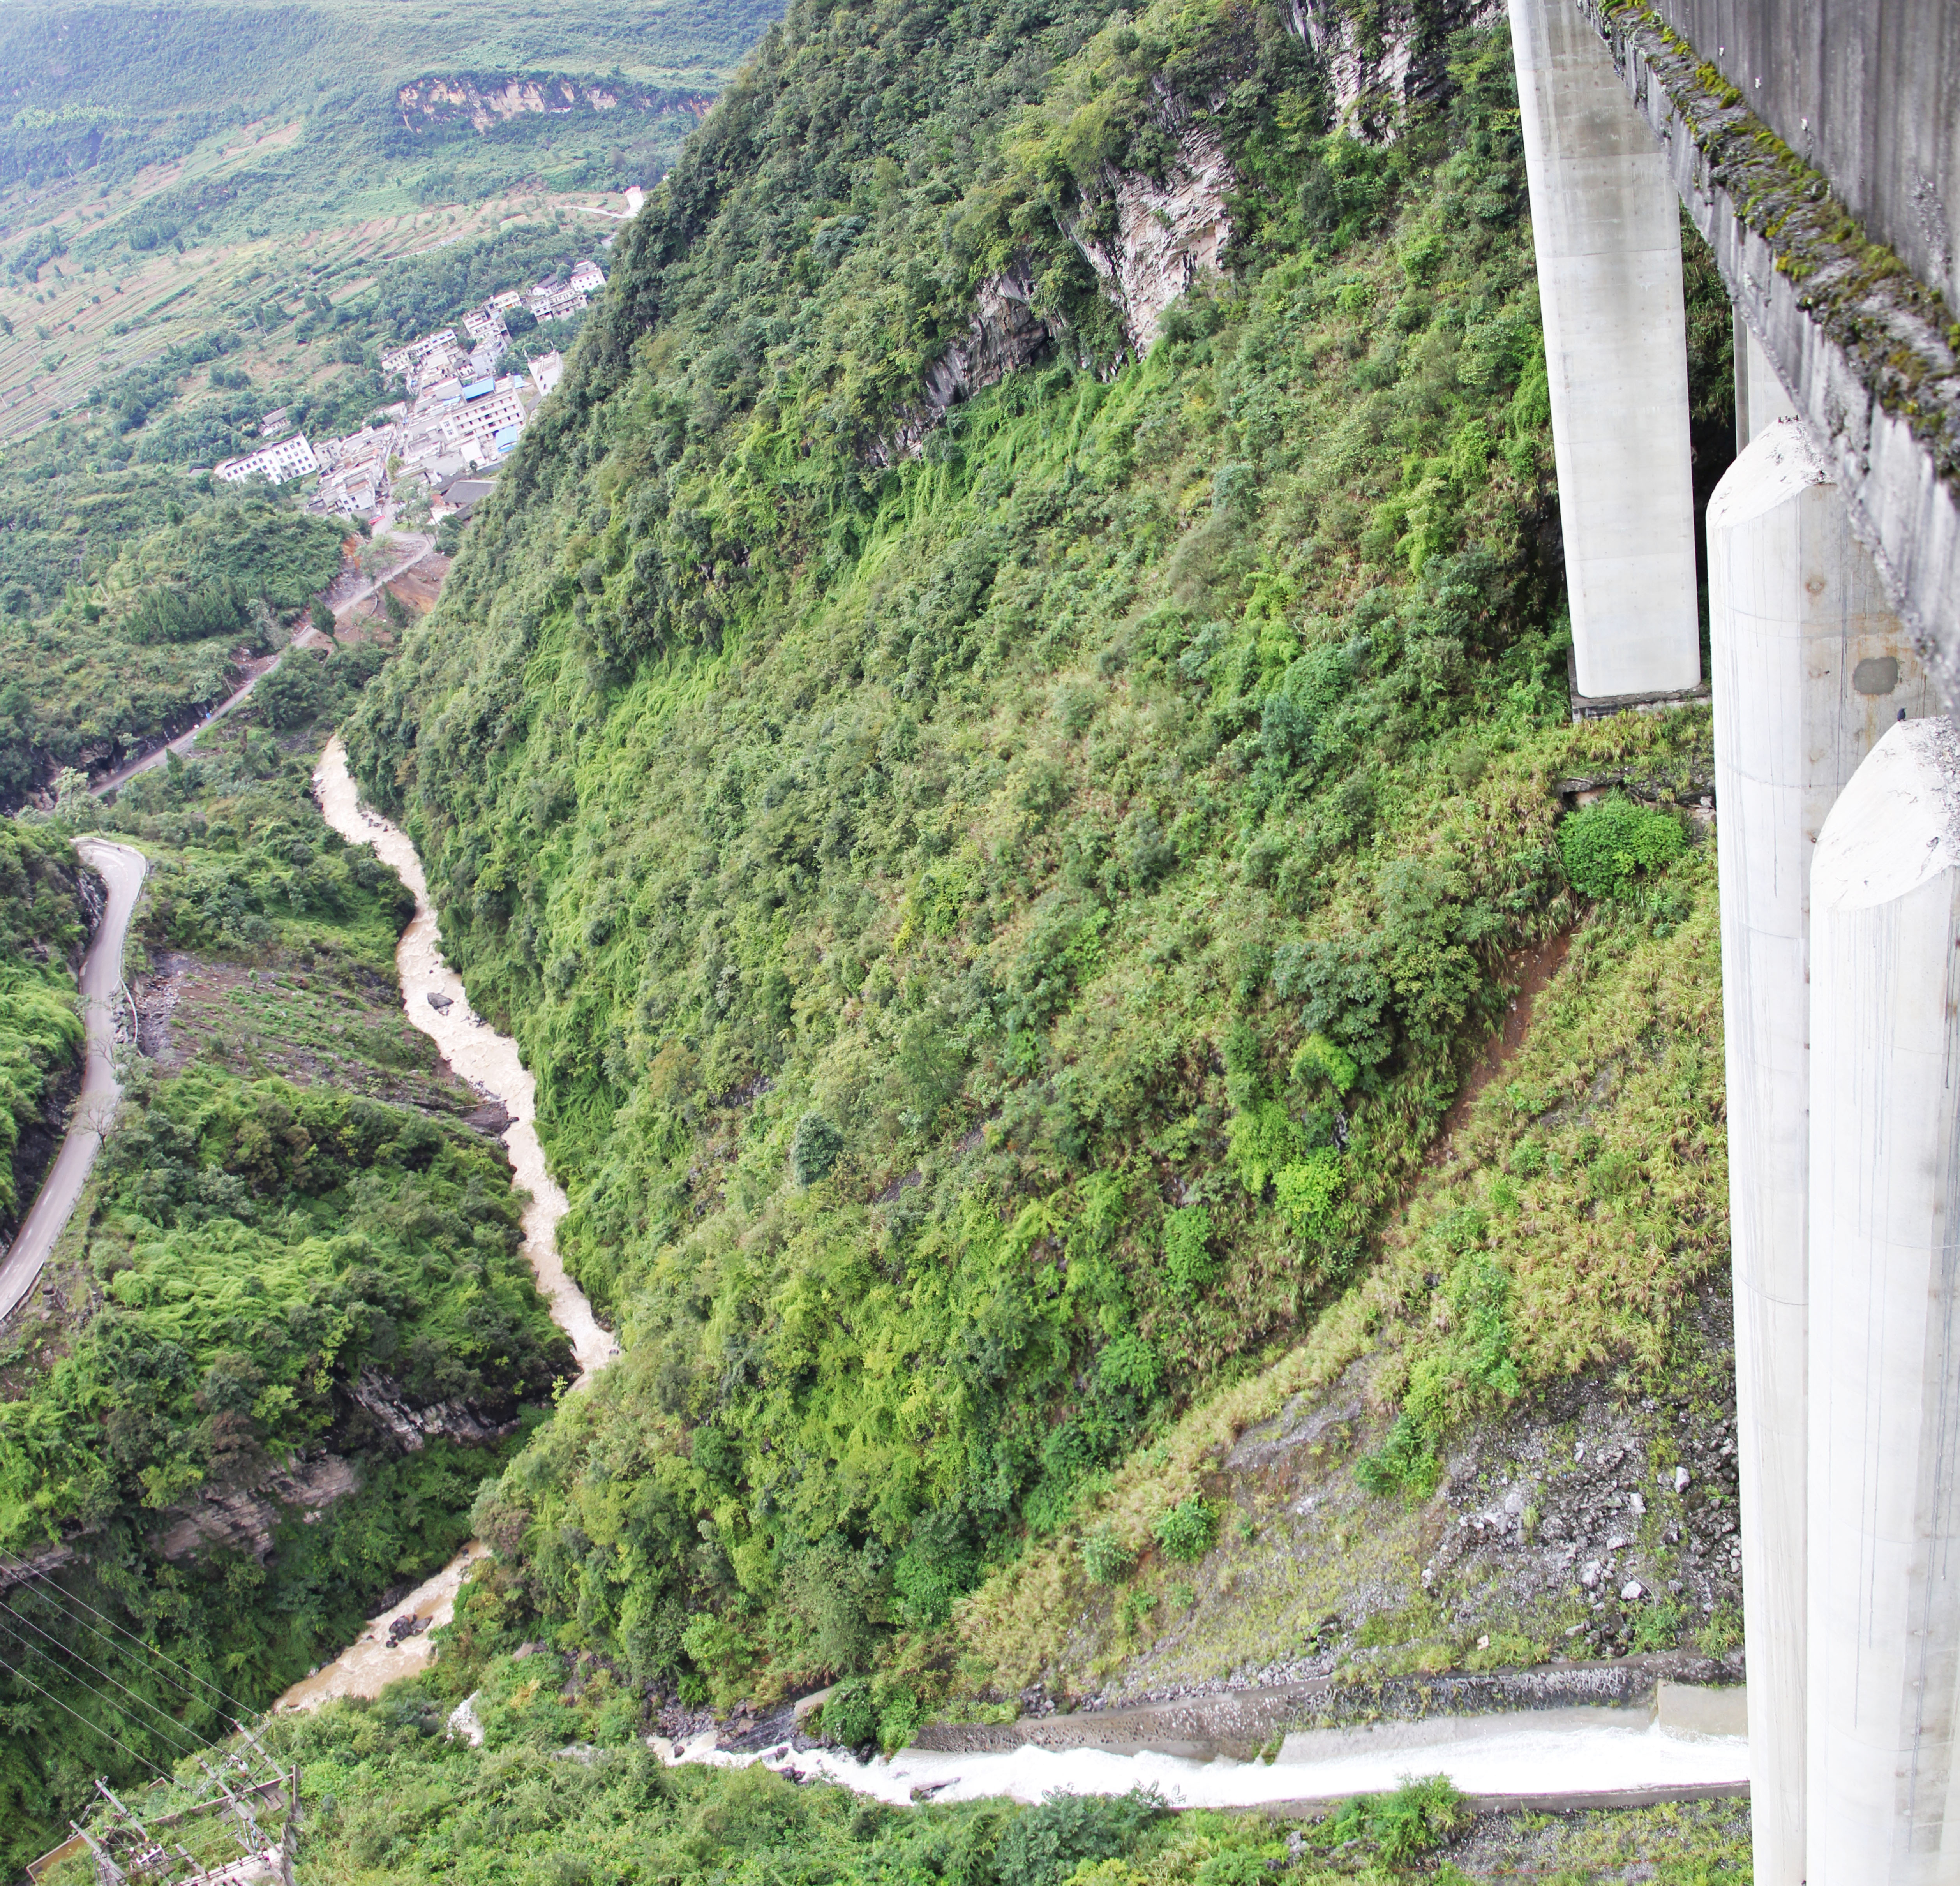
0, 483, 346, 807
957, 721, 1729, 1695
0, 731, 569, 1869
332, 0, 1740, 1730
0, 819, 89, 1225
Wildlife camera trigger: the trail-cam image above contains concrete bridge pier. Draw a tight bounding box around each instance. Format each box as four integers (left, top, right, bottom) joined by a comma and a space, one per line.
1808, 717, 1960, 1885
1706, 418, 1935, 1886
1507, 0, 1700, 700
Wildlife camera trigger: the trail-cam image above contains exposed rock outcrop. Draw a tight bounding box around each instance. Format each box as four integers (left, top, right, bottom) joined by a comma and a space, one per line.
395, 74, 712, 134
155, 1455, 360, 1563
343, 1368, 522, 1454
1292, 0, 1507, 139
869, 261, 1053, 465
145, 1373, 520, 1563
0, 1541, 77, 1592
1067, 128, 1233, 356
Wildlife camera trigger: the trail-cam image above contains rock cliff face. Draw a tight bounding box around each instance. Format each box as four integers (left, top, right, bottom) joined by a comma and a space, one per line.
1067, 128, 1234, 356
870, 5, 1498, 451
342, 1368, 522, 1455
869, 261, 1053, 465
155, 1455, 359, 1563
1293, 0, 1506, 137
147, 1376, 519, 1564
395, 75, 712, 134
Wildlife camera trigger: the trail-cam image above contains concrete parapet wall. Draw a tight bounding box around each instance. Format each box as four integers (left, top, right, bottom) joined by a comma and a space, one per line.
1569, 0, 1960, 707
912, 1655, 1737, 1759
1640, 0, 1960, 313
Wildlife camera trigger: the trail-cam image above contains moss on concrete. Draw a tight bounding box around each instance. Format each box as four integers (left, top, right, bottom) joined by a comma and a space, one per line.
1591, 0, 1960, 483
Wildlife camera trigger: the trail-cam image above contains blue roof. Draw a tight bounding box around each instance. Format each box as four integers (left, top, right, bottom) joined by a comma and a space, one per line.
493, 424, 522, 451
462, 377, 496, 401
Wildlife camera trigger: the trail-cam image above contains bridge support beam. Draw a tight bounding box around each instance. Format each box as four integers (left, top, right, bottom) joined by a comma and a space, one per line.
1508, 0, 1700, 700
1708, 418, 1934, 1886
1808, 717, 1960, 1885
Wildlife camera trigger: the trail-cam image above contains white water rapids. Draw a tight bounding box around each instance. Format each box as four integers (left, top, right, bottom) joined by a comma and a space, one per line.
285, 741, 1750, 1812
685, 1706, 1751, 1807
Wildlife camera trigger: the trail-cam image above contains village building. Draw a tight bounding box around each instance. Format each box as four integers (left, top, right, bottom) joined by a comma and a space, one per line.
215, 432, 319, 486
380, 328, 459, 379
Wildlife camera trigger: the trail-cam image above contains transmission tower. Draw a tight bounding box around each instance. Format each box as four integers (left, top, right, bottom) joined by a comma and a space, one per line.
28, 1733, 301, 1886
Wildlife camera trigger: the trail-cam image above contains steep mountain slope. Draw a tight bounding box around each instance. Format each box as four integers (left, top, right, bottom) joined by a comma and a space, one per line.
344, 0, 1734, 1734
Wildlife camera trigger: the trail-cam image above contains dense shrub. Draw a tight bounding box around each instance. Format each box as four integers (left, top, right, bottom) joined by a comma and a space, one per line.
1558, 793, 1686, 900
1153, 1497, 1220, 1563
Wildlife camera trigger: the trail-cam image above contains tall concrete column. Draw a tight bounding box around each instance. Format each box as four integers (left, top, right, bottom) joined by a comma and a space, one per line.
1735, 312, 1797, 451
1808, 717, 1960, 1885
1510, 0, 1700, 700
1708, 418, 1935, 1886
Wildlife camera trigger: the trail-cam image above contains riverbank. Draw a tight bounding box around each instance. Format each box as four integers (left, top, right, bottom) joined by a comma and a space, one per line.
314, 735, 614, 1377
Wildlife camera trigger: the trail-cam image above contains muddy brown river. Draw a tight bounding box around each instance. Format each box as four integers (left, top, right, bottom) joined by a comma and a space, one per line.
284, 738, 617, 1711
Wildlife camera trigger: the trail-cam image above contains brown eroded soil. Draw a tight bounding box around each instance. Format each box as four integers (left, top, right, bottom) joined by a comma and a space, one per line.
1428, 928, 1574, 1166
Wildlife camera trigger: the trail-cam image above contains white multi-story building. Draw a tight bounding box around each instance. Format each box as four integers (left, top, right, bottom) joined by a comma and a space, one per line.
215, 432, 319, 486
441, 384, 525, 457
529, 351, 565, 398
381, 328, 459, 379
569, 259, 606, 296
463, 304, 511, 345
525, 278, 587, 322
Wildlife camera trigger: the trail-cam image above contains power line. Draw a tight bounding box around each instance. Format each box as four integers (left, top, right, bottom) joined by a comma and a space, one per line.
0, 1549, 257, 1718
0, 1622, 206, 1773
0, 1646, 174, 1783
0, 1598, 209, 1759
0, 1574, 240, 1735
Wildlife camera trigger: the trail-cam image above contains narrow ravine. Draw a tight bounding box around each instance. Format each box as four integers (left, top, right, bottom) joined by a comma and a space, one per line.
314, 735, 613, 1375
282, 738, 615, 1713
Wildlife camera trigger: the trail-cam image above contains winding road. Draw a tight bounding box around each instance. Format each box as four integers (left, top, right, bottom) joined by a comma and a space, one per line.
0, 839, 146, 1324
4, 535, 439, 1318
91, 532, 434, 798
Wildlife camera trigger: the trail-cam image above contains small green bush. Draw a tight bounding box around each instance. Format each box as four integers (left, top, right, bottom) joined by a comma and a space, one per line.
1097, 1333, 1161, 1399
817, 1679, 877, 1749
1290, 1031, 1358, 1094
1631, 1598, 1684, 1653
1275, 1151, 1344, 1236
1317, 1774, 1469, 1863
993, 1789, 1167, 1886
1162, 1204, 1216, 1296
1152, 1497, 1219, 1563
1558, 793, 1685, 900
790, 1110, 843, 1185
1081, 1526, 1136, 1587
